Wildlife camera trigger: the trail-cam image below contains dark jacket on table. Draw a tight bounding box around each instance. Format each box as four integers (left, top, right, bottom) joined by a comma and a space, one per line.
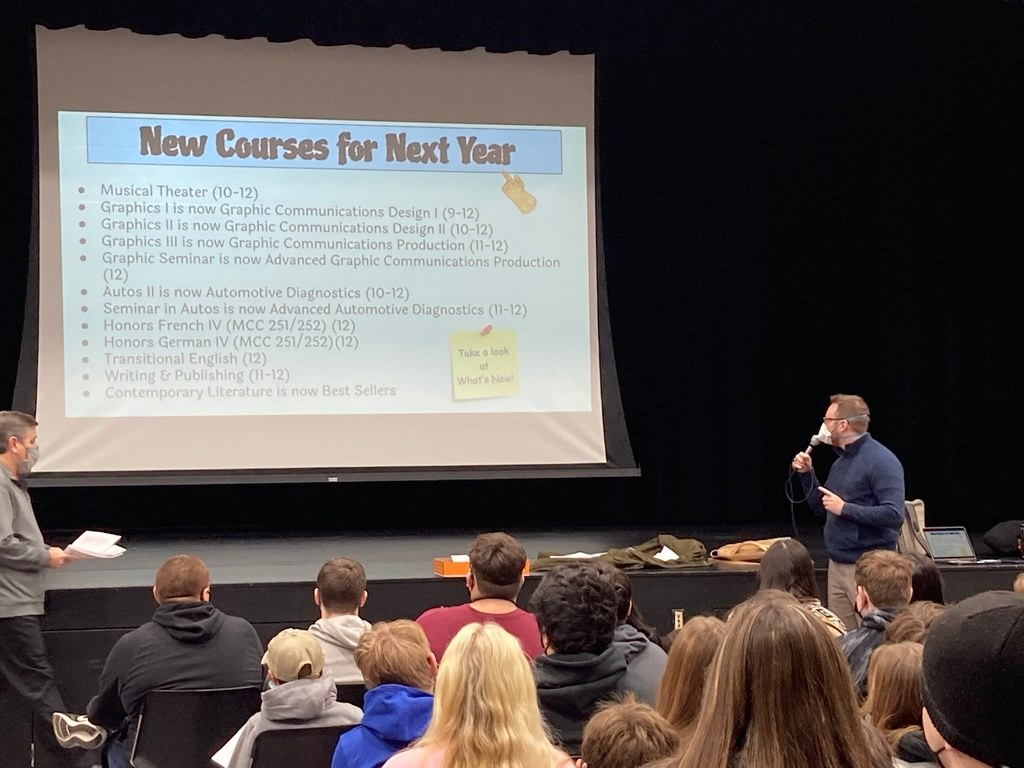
86, 601, 264, 744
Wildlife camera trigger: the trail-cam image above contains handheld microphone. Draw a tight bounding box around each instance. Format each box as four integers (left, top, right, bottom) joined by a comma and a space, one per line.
803, 435, 821, 454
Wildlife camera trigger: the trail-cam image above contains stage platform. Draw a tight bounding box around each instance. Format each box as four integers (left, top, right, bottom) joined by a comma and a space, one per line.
5, 523, 1023, 768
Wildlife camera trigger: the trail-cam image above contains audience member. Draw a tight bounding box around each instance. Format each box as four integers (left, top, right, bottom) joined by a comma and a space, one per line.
903, 553, 945, 605
416, 532, 542, 660
655, 615, 726, 744
756, 538, 847, 636
921, 591, 1024, 768
382, 622, 574, 768
309, 557, 372, 683
224, 628, 362, 768
332, 620, 436, 768
529, 561, 631, 756
861, 642, 934, 764
659, 590, 892, 768
838, 549, 913, 698
52, 554, 264, 768
596, 563, 668, 704
884, 601, 946, 645
579, 693, 678, 768
1013, 572, 1024, 594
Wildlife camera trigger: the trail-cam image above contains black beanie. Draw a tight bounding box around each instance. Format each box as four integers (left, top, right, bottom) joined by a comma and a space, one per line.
922, 590, 1024, 768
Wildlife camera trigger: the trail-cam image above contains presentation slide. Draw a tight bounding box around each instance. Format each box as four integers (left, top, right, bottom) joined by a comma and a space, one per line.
32, 27, 611, 475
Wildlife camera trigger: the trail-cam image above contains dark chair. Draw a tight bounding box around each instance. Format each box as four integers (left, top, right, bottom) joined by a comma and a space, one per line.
250, 724, 355, 768
129, 686, 262, 768
335, 683, 366, 709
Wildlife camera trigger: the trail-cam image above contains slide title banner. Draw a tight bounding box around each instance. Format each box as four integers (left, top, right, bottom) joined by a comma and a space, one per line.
86, 116, 564, 174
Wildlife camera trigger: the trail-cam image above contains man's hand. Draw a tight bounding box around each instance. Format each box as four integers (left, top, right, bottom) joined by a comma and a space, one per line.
818, 486, 845, 516
792, 451, 813, 473
48, 546, 70, 568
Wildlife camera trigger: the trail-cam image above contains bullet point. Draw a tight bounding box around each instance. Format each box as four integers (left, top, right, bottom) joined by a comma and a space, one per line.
81, 306, 88, 312
79, 204, 86, 211
78, 221, 86, 228
81, 340, 88, 347
82, 357, 89, 364
83, 391, 90, 397
78, 187, 85, 194
81, 289, 88, 296
83, 374, 90, 381
81, 322, 88, 330
79, 238, 86, 245
80, 255, 87, 262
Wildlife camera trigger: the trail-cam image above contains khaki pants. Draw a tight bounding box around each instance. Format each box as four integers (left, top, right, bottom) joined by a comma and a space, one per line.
827, 560, 860, 630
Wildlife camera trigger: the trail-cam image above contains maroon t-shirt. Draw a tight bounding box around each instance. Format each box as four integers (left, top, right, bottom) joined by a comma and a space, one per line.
416, 603, 544, 661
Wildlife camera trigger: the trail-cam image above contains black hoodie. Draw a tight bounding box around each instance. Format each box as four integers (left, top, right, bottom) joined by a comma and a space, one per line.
87, 602, 263, 740
534, 646, 628, 756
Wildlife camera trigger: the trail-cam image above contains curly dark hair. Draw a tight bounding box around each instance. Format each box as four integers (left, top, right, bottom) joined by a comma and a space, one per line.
528, 561, 618, 654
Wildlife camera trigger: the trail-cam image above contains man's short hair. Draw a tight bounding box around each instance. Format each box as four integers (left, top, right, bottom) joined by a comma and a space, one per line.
0, 410, 37, 454
354, 619, 434, 693
469, 532, 527, 600
528, 561, 617, 655
581, 693, 678, 768
855, 549, 913, 608
154, 554, 210, 603
316, 557, 367, 612
829, 393, 871, 433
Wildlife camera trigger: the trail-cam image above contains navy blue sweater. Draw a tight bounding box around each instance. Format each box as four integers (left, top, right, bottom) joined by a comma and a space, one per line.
800, 433, 905, 563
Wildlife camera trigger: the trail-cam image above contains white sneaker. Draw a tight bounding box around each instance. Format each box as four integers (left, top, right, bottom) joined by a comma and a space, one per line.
52, 712, 107, 750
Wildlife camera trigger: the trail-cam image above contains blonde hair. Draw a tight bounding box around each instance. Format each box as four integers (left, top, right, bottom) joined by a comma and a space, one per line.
656, 616, 726, 740
861, 642, 924, 749
664, 591, 891, 768
354, 620, 434, 692
416, 622, 560, 768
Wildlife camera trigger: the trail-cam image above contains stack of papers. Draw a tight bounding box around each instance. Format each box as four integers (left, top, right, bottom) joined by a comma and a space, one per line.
64, 530, 126, 559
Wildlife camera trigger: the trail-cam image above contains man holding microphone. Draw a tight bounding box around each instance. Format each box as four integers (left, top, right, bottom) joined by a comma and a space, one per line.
791, 394, 906, 629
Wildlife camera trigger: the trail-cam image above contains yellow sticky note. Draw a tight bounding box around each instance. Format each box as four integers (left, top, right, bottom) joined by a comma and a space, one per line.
450, 328, 520, 400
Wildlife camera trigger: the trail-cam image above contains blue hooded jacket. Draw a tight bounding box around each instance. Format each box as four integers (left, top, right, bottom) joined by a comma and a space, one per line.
331, 684, 434, 768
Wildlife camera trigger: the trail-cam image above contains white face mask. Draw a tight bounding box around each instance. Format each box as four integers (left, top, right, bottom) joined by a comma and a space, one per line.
815, 421, 834, 446
15, 441, 40, 473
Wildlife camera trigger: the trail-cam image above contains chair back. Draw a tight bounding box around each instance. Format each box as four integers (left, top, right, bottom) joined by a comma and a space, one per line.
130, 686, 262, 768
335, 683, 366, 709
250, 724, 354, 768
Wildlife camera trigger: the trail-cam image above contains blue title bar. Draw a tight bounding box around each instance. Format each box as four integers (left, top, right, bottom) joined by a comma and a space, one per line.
84, 115, 564, 174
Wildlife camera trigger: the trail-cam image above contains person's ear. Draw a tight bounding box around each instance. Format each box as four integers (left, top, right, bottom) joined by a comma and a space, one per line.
313, 587, 321, 607
202, 586, 212, 602
359, 590, 367, 608
465, 572, 475, 592
427, 652, 438, 677
627, 598, 634, 618
151, 585, 159, 605
855, 586, 868, 613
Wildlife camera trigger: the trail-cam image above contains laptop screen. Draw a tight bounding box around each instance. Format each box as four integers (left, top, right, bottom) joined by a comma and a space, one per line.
922, 527, 976, 561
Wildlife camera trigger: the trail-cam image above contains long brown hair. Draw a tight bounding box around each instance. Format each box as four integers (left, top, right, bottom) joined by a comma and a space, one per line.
756, 539, 819, 601
861, 642, 924, 749
655, 616, 726, 740
664, 590, 891, 768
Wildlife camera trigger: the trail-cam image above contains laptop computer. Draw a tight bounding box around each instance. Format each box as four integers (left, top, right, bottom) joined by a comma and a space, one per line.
921, 526, 978, 565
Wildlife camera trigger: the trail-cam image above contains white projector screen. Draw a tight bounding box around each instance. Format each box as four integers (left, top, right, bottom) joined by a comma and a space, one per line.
27, 25, 630, 480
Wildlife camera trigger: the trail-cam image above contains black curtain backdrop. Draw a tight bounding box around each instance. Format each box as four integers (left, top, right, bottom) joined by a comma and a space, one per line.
2, 1, 1022, 536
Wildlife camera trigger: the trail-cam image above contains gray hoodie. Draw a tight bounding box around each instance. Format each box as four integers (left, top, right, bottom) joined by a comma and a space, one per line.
308, 615, 371, 684
614, 624, 668, 705
0, 467, 50, 618
224, 674, 361, 768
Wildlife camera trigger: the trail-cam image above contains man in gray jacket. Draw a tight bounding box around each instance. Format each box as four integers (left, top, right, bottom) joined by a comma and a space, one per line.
0, 410, 84, 767
308, 557, 372, 684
